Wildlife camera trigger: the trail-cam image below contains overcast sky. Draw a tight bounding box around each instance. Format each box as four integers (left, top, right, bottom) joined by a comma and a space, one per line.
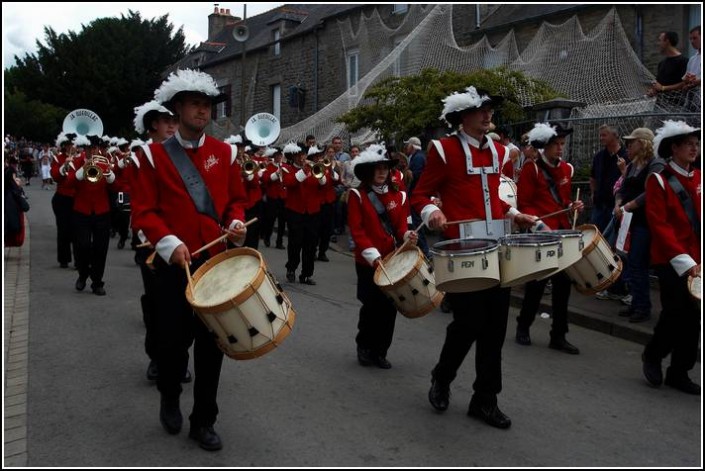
2, 2, 284, 69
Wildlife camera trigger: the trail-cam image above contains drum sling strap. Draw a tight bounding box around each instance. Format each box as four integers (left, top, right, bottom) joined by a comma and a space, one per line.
367, 190, 398, 245
163, 136, 219, 223
537, 159, 570, 226
664, 172, 700, 237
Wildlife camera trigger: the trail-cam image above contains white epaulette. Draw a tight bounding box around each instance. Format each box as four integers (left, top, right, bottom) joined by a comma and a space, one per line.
349, 188, 361, 201
431, 140, 447, 164
650, 172, 666, 190
400, 190, 407, 207
141, 144, 154, 168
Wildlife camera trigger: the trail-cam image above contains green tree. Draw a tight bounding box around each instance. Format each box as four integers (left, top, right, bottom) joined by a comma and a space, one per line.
4, 88, 66, 143
5, 11, 188, 138
337, 67, 561, 144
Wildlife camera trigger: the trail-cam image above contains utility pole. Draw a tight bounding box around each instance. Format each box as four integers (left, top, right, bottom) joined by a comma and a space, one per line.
239, 4, 248, 127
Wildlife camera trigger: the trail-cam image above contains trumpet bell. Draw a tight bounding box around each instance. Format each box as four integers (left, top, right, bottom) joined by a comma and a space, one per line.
245, 113, 281, 147
312, 162, 326, 179
63, 109, 104, 137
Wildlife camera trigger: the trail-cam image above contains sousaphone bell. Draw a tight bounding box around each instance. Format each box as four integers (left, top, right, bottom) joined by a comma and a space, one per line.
245, 113, 281, 147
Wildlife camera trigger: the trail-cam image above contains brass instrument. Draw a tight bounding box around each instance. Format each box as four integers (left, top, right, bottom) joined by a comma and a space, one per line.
311, 162, 326, 180
258, 161, 267, 170
84, 155, 111, 183
242, 158, 257, 175
322, 157, 332, 167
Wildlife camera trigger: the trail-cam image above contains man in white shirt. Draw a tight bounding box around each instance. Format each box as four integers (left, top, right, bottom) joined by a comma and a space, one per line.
683, 25, 701, 111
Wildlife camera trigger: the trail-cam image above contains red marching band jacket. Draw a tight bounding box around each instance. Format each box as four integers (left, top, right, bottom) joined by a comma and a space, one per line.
281, 163, 325, 214
261, 162, 287, 200
50, 152, 76, 198
348, 187, 411, 266
517, 157, 574, 230
241, 167, 262, 210
64, 153, 114, 215
319, 165, 339, 204
645, 164, 701, 274
130, 135, 247, 262
410, 134, 514, 240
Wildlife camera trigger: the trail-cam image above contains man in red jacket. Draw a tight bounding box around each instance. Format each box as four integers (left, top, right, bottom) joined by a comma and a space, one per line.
642, 120, 701, 395
131, 69, 248, 450
411, 86, 538, 429
515, 123, 584, 354
50, 132, 77, 268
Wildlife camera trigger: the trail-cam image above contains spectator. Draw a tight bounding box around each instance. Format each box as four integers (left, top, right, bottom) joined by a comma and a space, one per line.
646, 31, 689, 109
403, 136, 429, 256
4, 158, 30, 247
39, 144, 53, 189
683, 25, 701, 113
590, 124, 627, 232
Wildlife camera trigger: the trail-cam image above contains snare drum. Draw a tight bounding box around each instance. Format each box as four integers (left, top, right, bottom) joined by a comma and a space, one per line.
374, 245, 443, 318
499, 175, 518, 209
688, 275, 701, 301
185, 247, 296, 360
430, 239, 500, 293
498, 234, 561, 287
564, 224, 623, 295
534, 230, 585, 281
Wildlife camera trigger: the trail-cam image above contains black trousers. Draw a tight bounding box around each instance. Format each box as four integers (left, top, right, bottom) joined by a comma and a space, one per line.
262, 197, 286, 246
52, 193, 75, 265
72, 211, 110, 288
135, 246, 158, 361
432, 286, 510, 404
285, 209, 319, 278
318, 202, 334, 256
153, 256, 224, 427
643, 265, 700, 377
516, 271, 572, 339
243, 203, 262, 250
355, 263, 397, 357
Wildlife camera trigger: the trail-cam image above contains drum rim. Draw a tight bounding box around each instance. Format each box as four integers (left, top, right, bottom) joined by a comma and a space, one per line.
499, 234, 560, 247
375, 245, 424, 288
430, 238, 499, 256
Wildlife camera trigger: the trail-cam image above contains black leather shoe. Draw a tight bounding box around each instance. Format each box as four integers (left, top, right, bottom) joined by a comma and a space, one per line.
189, 425, 223, 451
374, 356, 392, 369
286, 271, 295, 282
275, 243, 285, 250
515, 329, 531, 346
264, 239, 271, 247
117, 238, 126, 250
664, 375, 701, 395
317, 254, 330, 262
357, 347, 374, 366
299, 276, 316, 285
467, 400, 512, 429
60, 263, 69, 269
160, 398, 182, 434
181, 368, 192, 384
92, 286, 106, 296
628, 311, 651, 323
146, 360, 158, 381
75, 278, 87, 291
428, 378, 450, 411
641, 353, 662, 387
549, 338, 580, 355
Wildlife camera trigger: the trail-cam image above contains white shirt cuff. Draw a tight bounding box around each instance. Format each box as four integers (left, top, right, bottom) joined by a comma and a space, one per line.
295, 169, 307, 182
670, 254, 697, 277
246, 173, 254, 182
420, 204, 440, 226
227, 219, 246, 247
156, 235, 184, 265
362, 248, 382, 267
319, 175, 327, 186
105, 172, 116, 184
506, 207, 520, 221
270, 172, 279, 181
75, 167, 85, 181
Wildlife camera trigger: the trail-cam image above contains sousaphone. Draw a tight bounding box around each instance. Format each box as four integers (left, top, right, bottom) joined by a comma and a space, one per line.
244, 113, 280, 147
62, 109, 104, 137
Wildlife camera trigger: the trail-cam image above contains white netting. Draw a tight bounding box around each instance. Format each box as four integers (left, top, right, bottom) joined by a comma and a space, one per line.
275, 4, 699, 148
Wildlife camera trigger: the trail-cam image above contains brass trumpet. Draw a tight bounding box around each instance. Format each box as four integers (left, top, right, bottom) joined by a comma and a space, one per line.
311, 162, 326, 180
84, 155, 111, 183
322, 157, 332, 167
242, 158, 257, 175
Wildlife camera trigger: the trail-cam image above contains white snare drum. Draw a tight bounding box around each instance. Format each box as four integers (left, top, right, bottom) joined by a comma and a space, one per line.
374, 246, 443, 318
564, 224, 623, 295
430, 239, 500, 293
536, 230, 585, 280
499, 175, 518, 209
499, 234, 560, 287
688, 275, 701, 301
185, 248, 296, 360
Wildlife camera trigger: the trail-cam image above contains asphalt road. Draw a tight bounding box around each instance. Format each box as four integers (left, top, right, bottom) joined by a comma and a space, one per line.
21, 184, 701, 467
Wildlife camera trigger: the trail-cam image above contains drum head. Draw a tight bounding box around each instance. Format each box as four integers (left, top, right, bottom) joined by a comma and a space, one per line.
500, 234, 559, 247
377, 249, 419, 286
430, 238, 497, 256
192, 252, 261, 306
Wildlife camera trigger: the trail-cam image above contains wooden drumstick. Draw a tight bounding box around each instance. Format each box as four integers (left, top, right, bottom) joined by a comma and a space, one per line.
390, 220, 425, 260
377, 259, 394, 285
136, 241, 153, 249
537, 207, 573, 220
444, 218, 478, 226
191, 217, 258, 256
184, 262, 195, 298
572, 188, 580, 229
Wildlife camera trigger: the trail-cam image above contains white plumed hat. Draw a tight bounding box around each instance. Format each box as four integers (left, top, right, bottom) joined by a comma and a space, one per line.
653, 120, 700, 159
133, 100, 174, 134
154, 69, 226, 108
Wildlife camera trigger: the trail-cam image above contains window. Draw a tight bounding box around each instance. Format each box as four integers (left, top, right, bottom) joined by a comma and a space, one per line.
212, 85, 231, 120
272, 84, 281, 120
392, 4, 408, 14
273, 29, 281, 57
346, 49, 359, 91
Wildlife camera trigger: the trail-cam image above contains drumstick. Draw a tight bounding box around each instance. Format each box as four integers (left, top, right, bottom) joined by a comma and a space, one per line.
444, 218, 478, 226
136, 241, 153, 249
390, 220, 426, 259
572, 188, 580, 229
184, 262, 195, 299
377, 259, 394, 285
191, 217, 258, 256
537, 207, 573, 220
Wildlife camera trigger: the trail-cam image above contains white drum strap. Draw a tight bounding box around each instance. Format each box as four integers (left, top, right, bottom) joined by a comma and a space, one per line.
457, 133, 500, 236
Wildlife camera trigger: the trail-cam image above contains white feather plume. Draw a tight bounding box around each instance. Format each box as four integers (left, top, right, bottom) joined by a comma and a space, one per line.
352, 144, 390, 171
283, 142, 302, 154
116, 137, 129, 147
264, 147, 278, 157
224, 135, 243, 145
133, 100, 173, 134
130, 138, 145, 150
55, 132, 68, 147
307, 145, 324, 156
154, 69, 221, 105
527, 123, 557, 146
73, 135, 91, 147
653, 120, 701, 157
439, 86, 490, 125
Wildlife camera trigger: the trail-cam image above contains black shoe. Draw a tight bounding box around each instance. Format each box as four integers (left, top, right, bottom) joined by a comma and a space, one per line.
428, 378, 450, 411
317, 254, 330, 262
75, 278, 87, 291
160, 397, 182, 434
515, 329, 531, 346
641, 353, 662, 387
664, 375, 701, 395
628, 311, 651, 323
357, 347, 374, 366
275, 243, 285, 250
92, 286, 106, 296
181, 368, 192, 384
117, 238, 126, 250
146, 360, 158, 381
467, 400, 512, 429
549, 338, 580, 355
60, 263, 69, 269
264, 239, 271, 247
189, 425, 223, 451
618, 308, 633, 317
286, 271, 295, 282
299, 276, 316, 285
330, 235, 337, 243
374, 356, 392, 369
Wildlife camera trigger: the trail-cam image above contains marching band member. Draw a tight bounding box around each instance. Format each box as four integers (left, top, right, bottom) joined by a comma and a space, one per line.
131, 69, 248, 450
50, 132, 77, 268
316, 145, 339, 262
641, 120, 701, 395
131, 100, 180, 383
66, 134, 116, 296
515, 122, 584, 354
240, 148, 263, 250
111, 138, 133, 249
411, 86, 538, 429
348, 145, 416, 369
282, 143, 325, 284
261, 147, 287, 249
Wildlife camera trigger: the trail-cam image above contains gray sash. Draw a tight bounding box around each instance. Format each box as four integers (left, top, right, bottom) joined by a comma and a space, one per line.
163, 136, 219, 223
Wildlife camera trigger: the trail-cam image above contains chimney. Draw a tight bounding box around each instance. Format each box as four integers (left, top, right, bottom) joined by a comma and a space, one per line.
208, 6, 237, 41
